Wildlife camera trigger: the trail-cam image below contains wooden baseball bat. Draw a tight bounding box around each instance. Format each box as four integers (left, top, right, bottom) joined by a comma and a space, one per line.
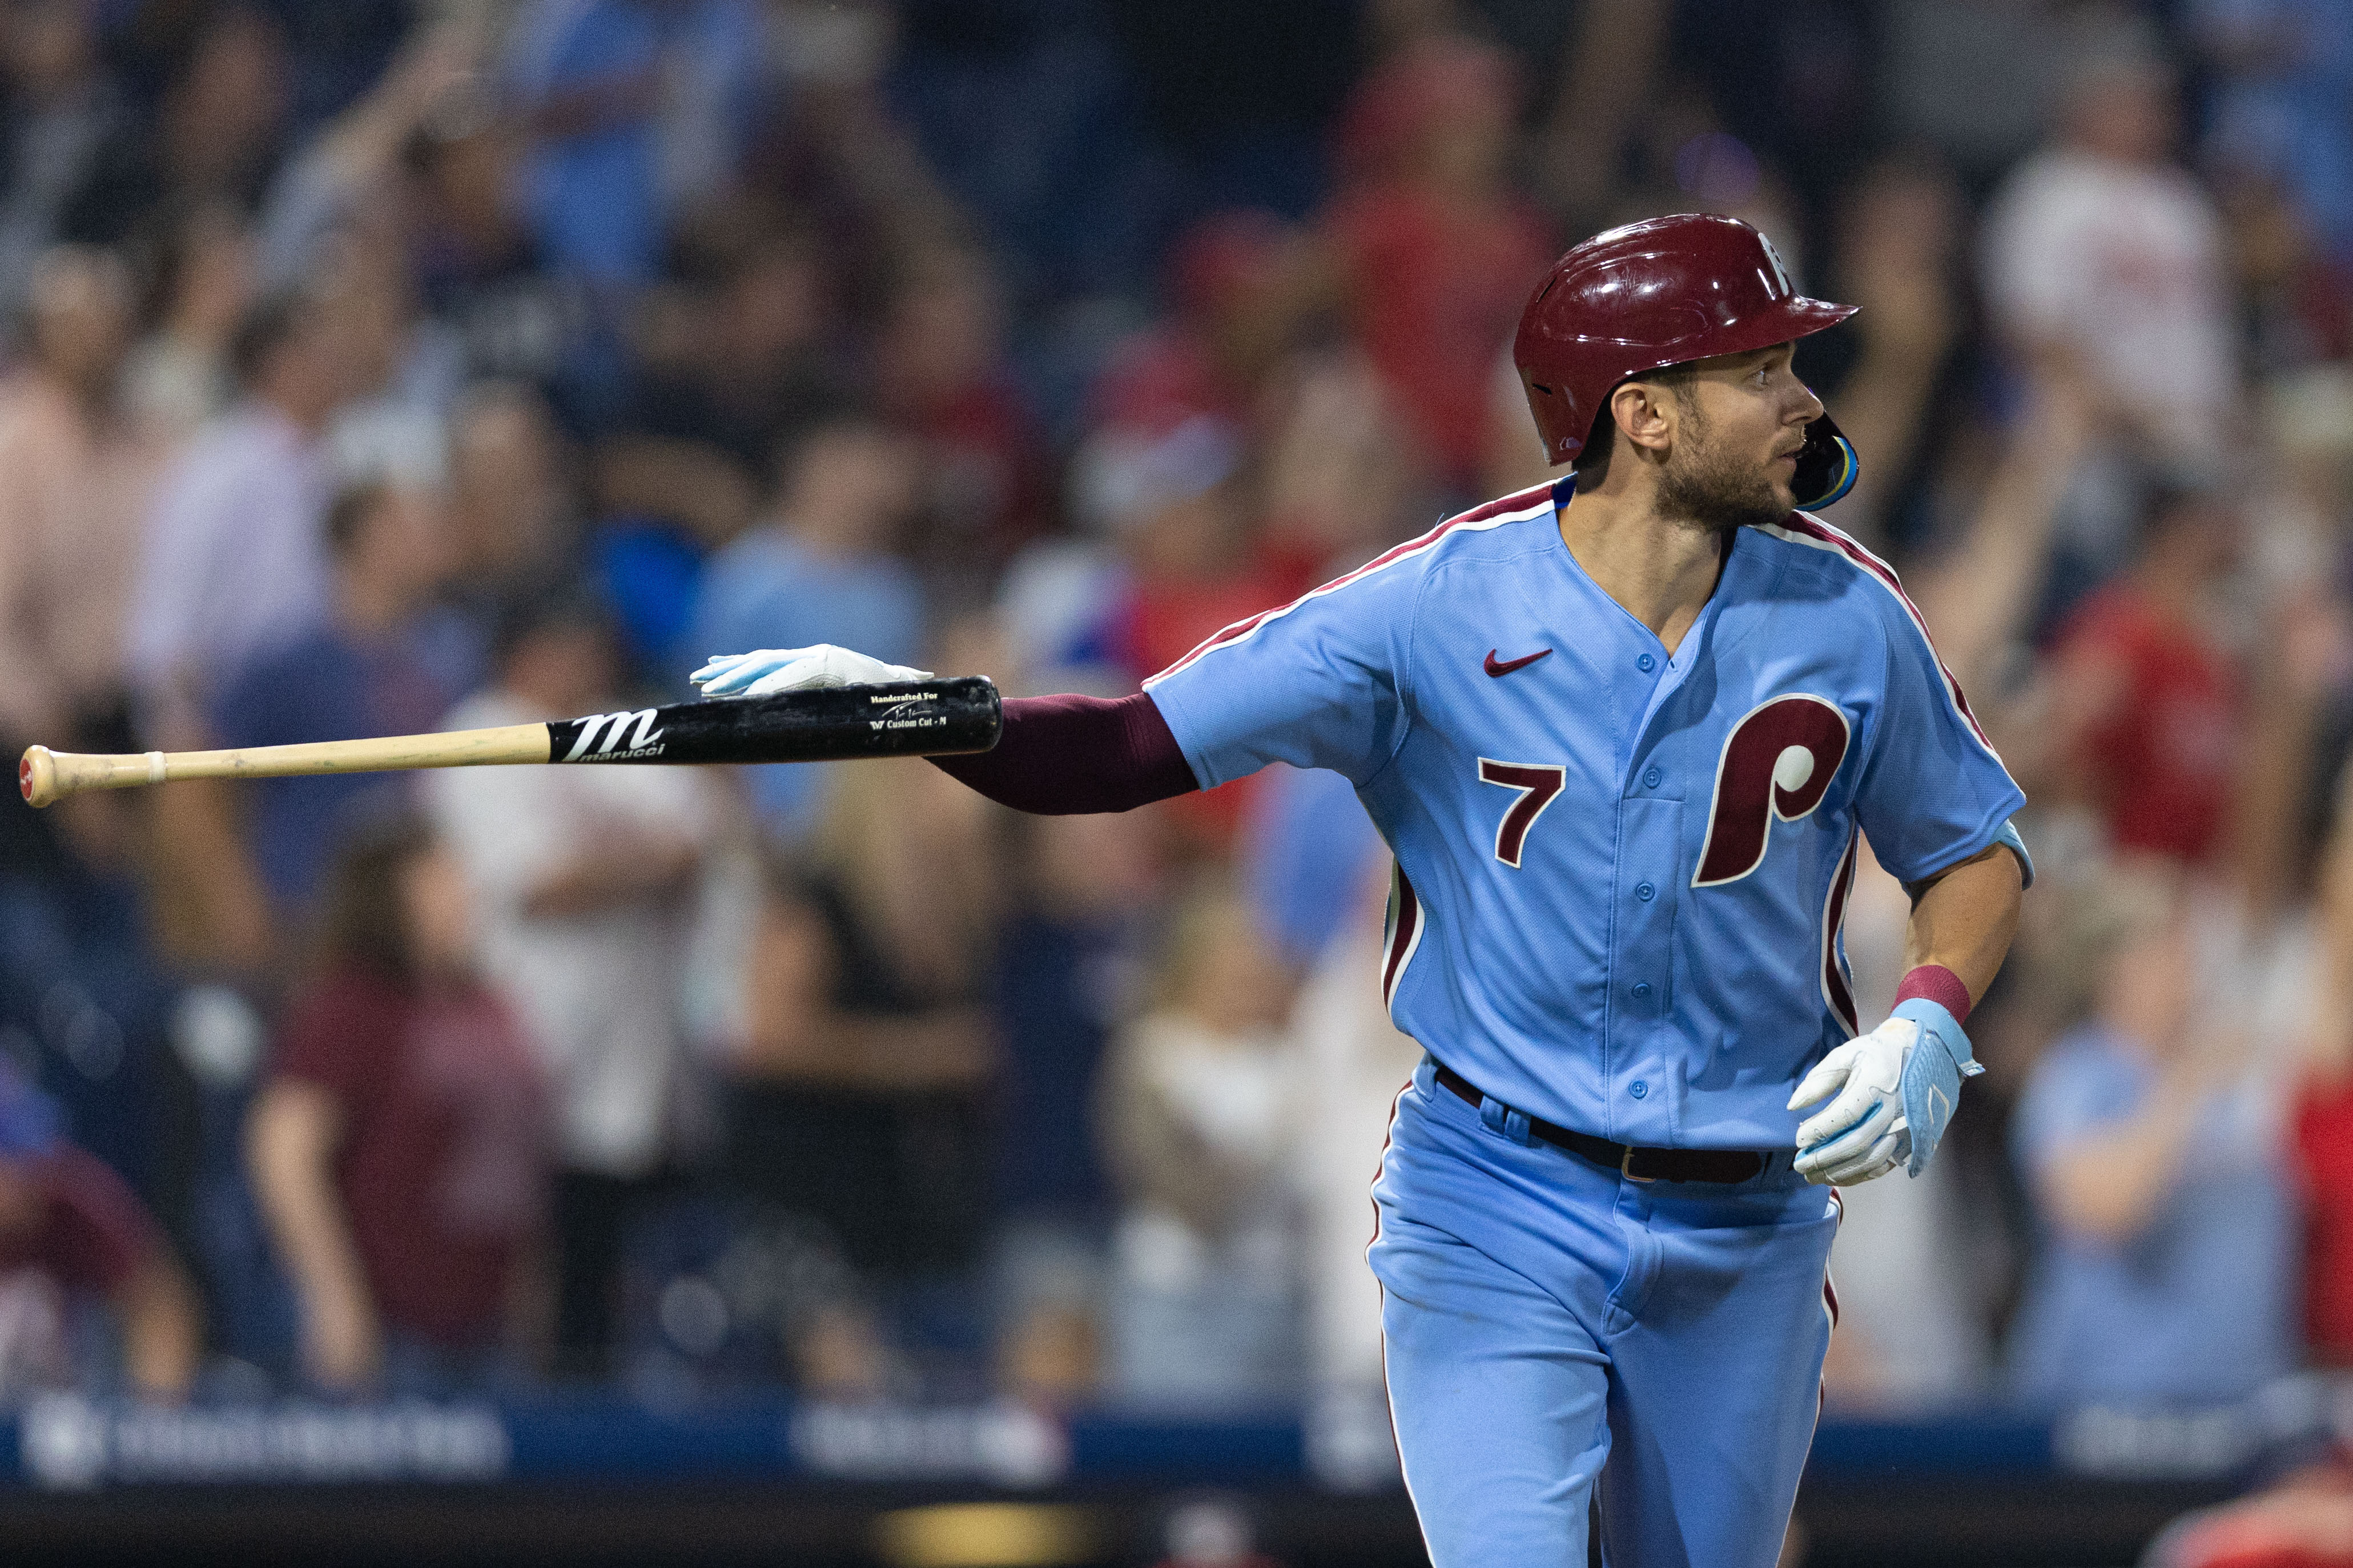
18, 677, 1001, 809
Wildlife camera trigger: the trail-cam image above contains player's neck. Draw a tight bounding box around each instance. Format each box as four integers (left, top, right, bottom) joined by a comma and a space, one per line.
1556, 485, 1728, 657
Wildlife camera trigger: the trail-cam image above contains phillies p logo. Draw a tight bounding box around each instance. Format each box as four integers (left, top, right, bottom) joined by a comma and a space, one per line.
1691, 695, 1849, 886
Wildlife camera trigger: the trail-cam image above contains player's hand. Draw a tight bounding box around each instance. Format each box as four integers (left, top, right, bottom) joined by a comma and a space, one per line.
691, 645, 932, 698
1788, 998, 1980, 1185
1789, 1020, 1912, 1185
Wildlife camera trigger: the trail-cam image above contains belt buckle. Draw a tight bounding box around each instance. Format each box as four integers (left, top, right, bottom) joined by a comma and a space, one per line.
1620, 1144, 1656, 1184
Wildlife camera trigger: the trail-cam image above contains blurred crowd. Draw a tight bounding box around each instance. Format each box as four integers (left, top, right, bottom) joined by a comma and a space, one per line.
1, 0, 2351, 1441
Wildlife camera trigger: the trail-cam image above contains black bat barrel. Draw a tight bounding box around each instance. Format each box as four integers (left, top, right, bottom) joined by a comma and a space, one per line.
548, 676, 1002, 767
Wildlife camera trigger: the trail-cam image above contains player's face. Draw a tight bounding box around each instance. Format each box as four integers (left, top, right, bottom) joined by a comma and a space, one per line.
1654, 344, 1824, 537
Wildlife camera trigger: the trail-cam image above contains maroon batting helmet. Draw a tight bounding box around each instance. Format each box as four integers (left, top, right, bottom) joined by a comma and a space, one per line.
1513, 213, 1857, 470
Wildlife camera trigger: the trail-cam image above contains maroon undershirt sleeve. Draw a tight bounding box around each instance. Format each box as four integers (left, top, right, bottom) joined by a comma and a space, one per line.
928, 691, 1199, 815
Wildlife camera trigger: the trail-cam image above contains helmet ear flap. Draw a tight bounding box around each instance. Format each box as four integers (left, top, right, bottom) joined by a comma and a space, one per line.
1790, 412, 1859, 510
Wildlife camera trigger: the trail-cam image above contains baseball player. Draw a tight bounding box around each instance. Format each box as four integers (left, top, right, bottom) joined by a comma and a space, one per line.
693, 213, 2029, 1567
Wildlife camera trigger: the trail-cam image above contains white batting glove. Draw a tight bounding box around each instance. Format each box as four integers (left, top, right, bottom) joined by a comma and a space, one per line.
690, 645, 932, 698
1788, 1018, 1916, 1186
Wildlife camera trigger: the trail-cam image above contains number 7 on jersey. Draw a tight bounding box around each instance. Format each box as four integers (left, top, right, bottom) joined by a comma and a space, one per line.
1478, 759, 1566, 868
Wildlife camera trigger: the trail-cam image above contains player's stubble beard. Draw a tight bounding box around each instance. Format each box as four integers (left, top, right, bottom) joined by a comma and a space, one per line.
1653, 402, 1792, 542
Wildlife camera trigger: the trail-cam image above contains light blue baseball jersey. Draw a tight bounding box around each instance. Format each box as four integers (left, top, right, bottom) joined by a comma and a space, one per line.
1144, 477, 2025, 1150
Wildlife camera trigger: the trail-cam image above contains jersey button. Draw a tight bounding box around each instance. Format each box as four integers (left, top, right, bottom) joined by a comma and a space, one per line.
1636, 652, 1656, 672
1642, 767, 1662, 789
1629, 1081, 1648, 1099
1631, 981, 1652, 1001
1636, 881, 1655, 901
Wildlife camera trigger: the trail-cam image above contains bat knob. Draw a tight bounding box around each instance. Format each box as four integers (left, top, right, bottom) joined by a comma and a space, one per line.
19, 747, 55, 809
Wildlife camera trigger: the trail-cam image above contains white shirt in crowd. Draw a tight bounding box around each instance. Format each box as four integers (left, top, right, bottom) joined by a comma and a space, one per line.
1109, 1013, 1301, 1298
428, 688, 714, 1179
1980, 146, 2237, 463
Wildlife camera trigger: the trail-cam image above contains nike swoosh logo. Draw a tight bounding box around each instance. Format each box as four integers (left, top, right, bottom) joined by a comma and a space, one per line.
1484, 647, 1553, 678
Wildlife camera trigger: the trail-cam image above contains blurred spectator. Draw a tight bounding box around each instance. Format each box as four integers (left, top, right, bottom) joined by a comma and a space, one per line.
0, 700, 184, 1232
2292, 769, 2353, 1368
1289, 861, 1419, 1396
681, 411, 926, 837
405, 86, 597, 406
1809, 151, 1974, 554
0, 1063, 199, 1405
990, 809, 1163, 1407
0, 0, 128, 313
1254, 347, 1424, 582
1908, 364, 2100, 707
252, 27, 476, 293
124, 253, 405, 732
501, 0, 763, 285
2006, 863, 2296, 1407
59, 8, 291, 252
118, 203, 255, 442
584, 211, 837, 665
723, 759, 1001, 1385
165, 475, 457, 965
1240, 762, 1385, 968
1078, 211, 1300, 490
1099, 424, 1259, 679
1099, 880, 1301, 1409
445, 381, 581, 619
1981, 27, 2238, 468
607, 205, 832, 485
1000, 409, 1246, 691
0, 245, 167, 749
1041, 211, 1318, 674
871, 240, 1052, 594
1321, 34, 1552, 497
1093, 418, 1317, 847
2261, 363, 2353, 561
427, 589, 713, 1380
2030, 485, 2245, 867
247, 817, 549, 1395
2193, 0, 2353, 268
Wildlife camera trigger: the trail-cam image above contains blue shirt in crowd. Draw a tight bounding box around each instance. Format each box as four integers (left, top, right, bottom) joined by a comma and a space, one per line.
208, 623, 457, 914
2006, 1022, 2296, 1407
504, 0, 761, 284
1240, 763, 1386, 965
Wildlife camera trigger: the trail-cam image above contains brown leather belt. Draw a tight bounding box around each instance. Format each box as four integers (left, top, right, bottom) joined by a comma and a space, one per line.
1434, 1063, 1768, 1184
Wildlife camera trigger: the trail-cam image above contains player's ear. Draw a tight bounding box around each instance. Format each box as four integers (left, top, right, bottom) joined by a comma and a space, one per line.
1611, 380, 1676, 457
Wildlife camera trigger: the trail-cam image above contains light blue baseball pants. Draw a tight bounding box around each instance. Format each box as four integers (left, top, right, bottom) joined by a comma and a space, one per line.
1369, 1055, 1840, 1567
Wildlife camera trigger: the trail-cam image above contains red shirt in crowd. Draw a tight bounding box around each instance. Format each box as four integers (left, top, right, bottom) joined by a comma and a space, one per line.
2296, 1073, 2353, 1365
0, 1145, 160, 1295
1326, 186, 1552, 486
898, 373, 1055, 570
1090, 329, 1250, 445
274, 969, 548, 1348
2047, 584, 2240, 863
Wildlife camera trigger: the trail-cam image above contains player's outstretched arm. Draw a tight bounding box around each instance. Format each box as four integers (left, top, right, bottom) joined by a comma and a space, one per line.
1789, 841, 2024, 1186
690, 646, 1200, 815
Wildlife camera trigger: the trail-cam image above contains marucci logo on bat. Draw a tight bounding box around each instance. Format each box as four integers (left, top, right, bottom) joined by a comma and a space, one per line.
563, 709, 666, 760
